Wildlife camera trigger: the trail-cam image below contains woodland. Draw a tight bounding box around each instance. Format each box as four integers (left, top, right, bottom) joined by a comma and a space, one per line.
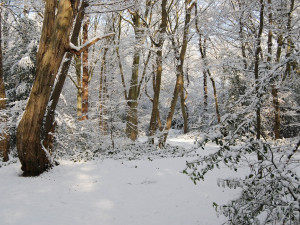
0, 0, 300, 224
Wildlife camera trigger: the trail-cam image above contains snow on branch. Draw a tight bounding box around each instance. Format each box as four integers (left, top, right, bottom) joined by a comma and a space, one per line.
68, 32, 115, 56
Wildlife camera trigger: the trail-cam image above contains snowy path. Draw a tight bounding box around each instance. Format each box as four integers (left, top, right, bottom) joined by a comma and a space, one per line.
0, 136, 240, 225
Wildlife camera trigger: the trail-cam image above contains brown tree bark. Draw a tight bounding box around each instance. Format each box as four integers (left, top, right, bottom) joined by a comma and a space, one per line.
160, 0, 195, 146
180, 86, 189, 133
17, 0, 80, 176
99, 47, 109, 134
208, 71, 221, 124
0, 9, 9, 162
272, 0, 295, 139
124, 7, 151, 141
81, 16, 90, 120
125, 12, 143, 141
43, 0, 88, 152
148, 0, 167, 144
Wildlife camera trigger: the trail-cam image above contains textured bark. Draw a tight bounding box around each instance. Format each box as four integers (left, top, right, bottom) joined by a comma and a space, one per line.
149, 0, 167, 144
0, 10, 9, 162
17, 0, 80, 176
43, 1, 87, 151
203, 70, 208, 113
126, 46, 139, 140
81, 16, 90, 120
125, 12, 144, 141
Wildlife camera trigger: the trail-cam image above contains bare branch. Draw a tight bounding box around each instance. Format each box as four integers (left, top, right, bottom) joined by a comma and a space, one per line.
68, 33, 115, 55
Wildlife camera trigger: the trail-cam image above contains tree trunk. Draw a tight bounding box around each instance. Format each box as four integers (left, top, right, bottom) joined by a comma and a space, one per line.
126, 48, 139, 140
254, 0, 264, 141
266, 0, 280, 140
195, 5, 220, 125
272, 87, 280, 139
208, 72, 221, 123
99, 48, 109, 134
17, 0, 80, 176
0, 10, 9, 162
43, 1, 87, 152
237, 0, 248, 70
148, 0, 167, 144
160, 0, 194, 146
199, 36, 208, 125
126, 13, 144, 141
180, 87, 189, 133
81, 16, 90, 120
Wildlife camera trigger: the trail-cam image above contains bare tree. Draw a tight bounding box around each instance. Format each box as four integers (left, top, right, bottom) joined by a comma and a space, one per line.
0, 7, 9, 162
148, 0, 167, 144
160, 0, 195, 146
17, 0, 114, 176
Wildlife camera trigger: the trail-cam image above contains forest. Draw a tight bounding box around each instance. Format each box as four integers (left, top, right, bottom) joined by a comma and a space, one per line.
0, 0, 300, 224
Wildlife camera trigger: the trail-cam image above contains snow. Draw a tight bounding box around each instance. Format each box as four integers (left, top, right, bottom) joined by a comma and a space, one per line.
0, 135, 241, 225
69, 33, 115, 52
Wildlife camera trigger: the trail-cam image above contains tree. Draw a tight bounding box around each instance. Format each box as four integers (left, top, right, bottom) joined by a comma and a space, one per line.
0, 6, 9, 162
115, 4, 152, 141
195, 3, 221, 124
17, 0, 81, 176
81, 15, 90, 120
148, 0, 167, 144
125, 6, 148, 141
184, 0, 300, 223
17, 0, 114, 176
43, 0, 88, 152
160, 0, 195, 146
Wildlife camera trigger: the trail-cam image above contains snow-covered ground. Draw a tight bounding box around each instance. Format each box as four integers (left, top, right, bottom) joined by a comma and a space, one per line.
0, 134, 241, 225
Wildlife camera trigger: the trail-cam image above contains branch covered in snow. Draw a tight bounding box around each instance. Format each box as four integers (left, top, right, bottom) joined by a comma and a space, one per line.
68, 33, 115, 55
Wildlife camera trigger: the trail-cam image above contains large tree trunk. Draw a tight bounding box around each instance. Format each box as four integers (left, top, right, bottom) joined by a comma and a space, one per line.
43, 1, 87, 152
81, 16, 90, 120
126, 47, 139, 140
0, 10, 9, 162
17, 0, 80, 176
125, 13, 144, 141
